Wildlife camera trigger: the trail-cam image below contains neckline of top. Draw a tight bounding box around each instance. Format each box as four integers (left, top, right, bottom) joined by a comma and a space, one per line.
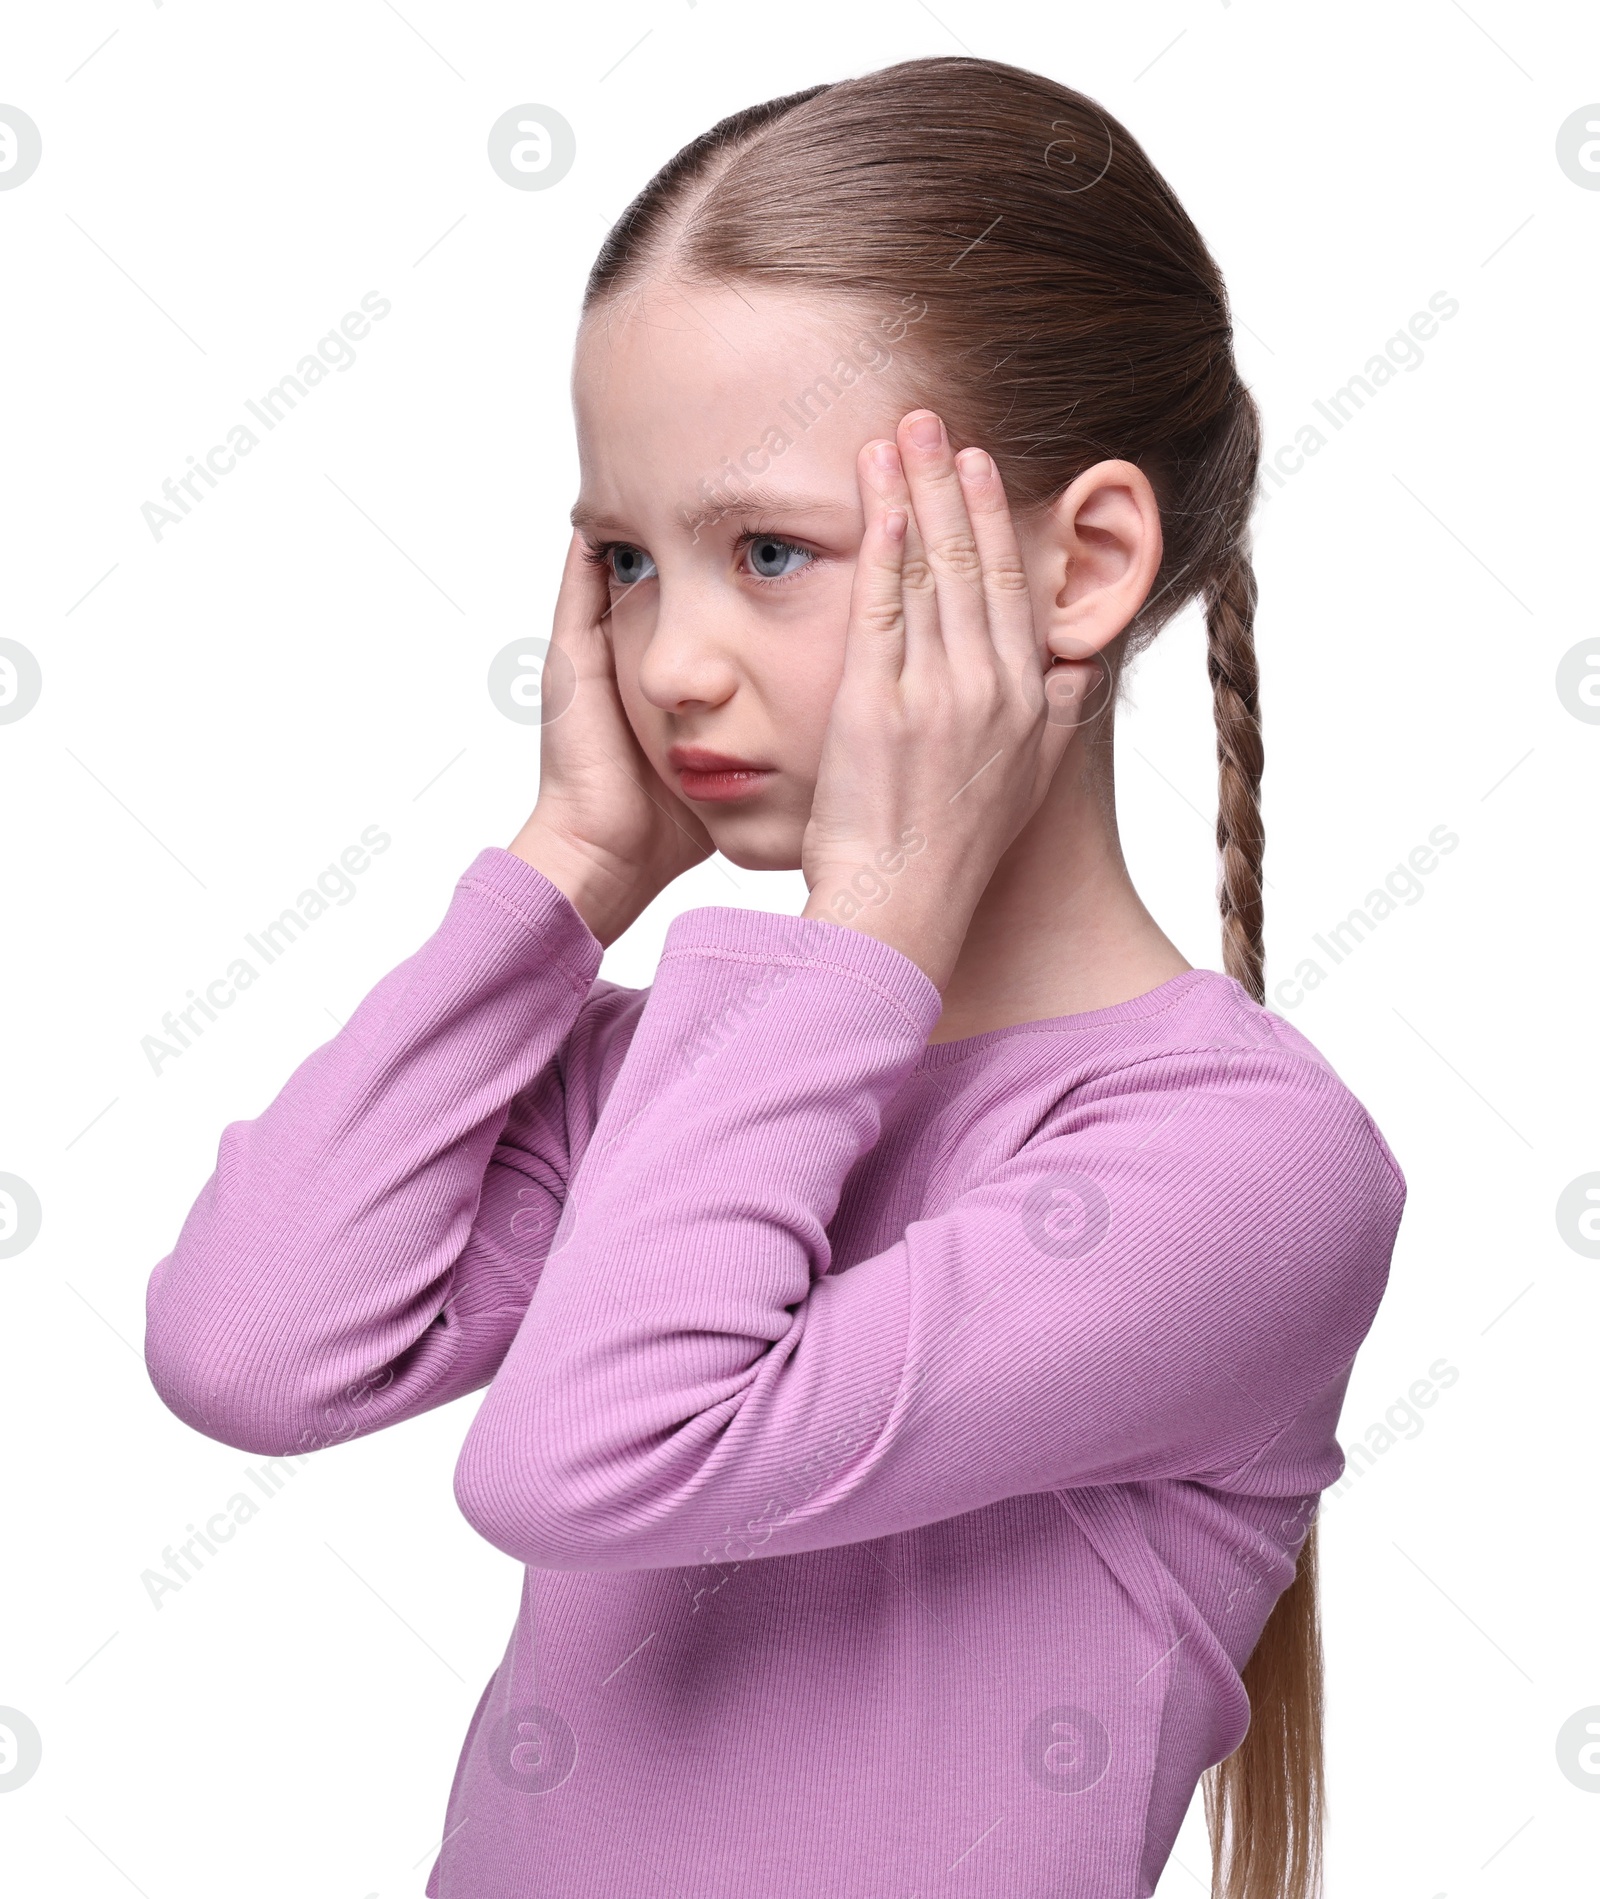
914, 967, 1237, 1069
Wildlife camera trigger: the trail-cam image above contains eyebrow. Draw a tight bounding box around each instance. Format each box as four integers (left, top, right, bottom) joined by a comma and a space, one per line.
570, 486, 856, 539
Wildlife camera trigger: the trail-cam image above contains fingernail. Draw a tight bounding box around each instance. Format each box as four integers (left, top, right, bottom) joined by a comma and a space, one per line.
905, 412, 944, 450
873, 440, 901, 473
883, 508, 908, 543
955, 447, 991, 481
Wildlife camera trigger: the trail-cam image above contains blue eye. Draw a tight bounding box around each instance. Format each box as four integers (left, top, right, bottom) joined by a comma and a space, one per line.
608, 544, 656, 586
743, 535, 812, 581
584, 533, 811, 587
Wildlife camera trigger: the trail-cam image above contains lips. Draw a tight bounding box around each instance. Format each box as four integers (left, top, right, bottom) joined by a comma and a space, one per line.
667, 745, 775, 803
667, 746, 768, 773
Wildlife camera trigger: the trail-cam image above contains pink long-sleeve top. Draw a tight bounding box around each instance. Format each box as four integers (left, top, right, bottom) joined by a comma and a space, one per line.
144, 846, 1405, 1899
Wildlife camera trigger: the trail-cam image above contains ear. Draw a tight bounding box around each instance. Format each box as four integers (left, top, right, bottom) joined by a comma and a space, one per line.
1029, 458, 1164, 665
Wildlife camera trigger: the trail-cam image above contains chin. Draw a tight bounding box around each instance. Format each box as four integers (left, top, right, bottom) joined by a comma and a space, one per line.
702, 812, 807, 874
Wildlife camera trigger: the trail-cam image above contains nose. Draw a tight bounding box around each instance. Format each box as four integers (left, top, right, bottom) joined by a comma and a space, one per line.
634, 573, 744, 715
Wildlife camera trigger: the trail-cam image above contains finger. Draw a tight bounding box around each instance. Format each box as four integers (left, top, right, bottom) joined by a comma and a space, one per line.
524, 529, 613, 729
843, 440, 911, 686
859, 436, 941, 671
952, 447, 1039, 677
895, 409, 991, 669
552, 529, 616, 666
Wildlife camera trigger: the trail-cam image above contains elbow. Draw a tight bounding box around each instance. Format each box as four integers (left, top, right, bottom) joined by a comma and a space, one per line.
142, 1250, 316, 1454
452, 1399, 679, 1572
143, 1265, 378, 1458
451, 1428, 609, 1570
145, 1343, 324, 1457
144, 1314, 325, 1456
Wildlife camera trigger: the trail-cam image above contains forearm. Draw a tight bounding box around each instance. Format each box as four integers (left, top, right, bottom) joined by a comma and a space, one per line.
452, 899, 943, 1569
144, 849, 603, 1454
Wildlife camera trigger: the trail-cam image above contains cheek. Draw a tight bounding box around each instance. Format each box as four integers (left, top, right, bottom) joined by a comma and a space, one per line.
770, 580, 852, 758
606, 598, 654, 711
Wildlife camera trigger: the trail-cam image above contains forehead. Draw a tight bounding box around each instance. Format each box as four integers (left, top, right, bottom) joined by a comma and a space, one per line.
571, 279, 914, 527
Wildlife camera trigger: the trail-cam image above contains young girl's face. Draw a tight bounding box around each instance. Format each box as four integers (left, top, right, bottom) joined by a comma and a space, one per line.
570, 278, 940, 872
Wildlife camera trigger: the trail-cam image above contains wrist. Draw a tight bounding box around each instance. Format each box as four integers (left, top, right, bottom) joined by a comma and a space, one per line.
800, 897, 966, 992
506, 815, 646, 949
800, 837, 975, 990
808, 865, 971, 1002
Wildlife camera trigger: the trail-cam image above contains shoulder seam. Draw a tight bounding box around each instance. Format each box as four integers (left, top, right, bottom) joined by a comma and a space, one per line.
1056, 1040, 1358, 1105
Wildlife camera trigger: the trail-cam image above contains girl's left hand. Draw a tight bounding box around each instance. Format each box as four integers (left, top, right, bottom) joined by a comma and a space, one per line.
799, 408, 1075, 990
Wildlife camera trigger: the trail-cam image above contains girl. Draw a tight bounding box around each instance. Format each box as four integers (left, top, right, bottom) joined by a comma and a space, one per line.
145, 57, 1405, 1899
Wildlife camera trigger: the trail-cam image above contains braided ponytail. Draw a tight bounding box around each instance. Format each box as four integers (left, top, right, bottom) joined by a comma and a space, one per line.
1197, 398, 1328, 1899
1207, 545, 1265, 1003
1206, 1517, 1327, 1899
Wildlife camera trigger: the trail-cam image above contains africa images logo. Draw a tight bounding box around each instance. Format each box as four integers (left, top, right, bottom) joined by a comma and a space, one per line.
1021, 1174, 1112, 1260
0, 105, 42, 191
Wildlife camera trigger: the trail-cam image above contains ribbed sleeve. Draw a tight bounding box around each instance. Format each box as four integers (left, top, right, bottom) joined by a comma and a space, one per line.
143, 848, 604, 1456
451, 907, 1404, 1572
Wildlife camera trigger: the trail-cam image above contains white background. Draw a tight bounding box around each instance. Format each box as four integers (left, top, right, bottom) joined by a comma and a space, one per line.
2, 3, 1596, 1895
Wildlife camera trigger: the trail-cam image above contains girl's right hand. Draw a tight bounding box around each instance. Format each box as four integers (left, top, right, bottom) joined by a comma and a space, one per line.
507, 531, 714, 946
